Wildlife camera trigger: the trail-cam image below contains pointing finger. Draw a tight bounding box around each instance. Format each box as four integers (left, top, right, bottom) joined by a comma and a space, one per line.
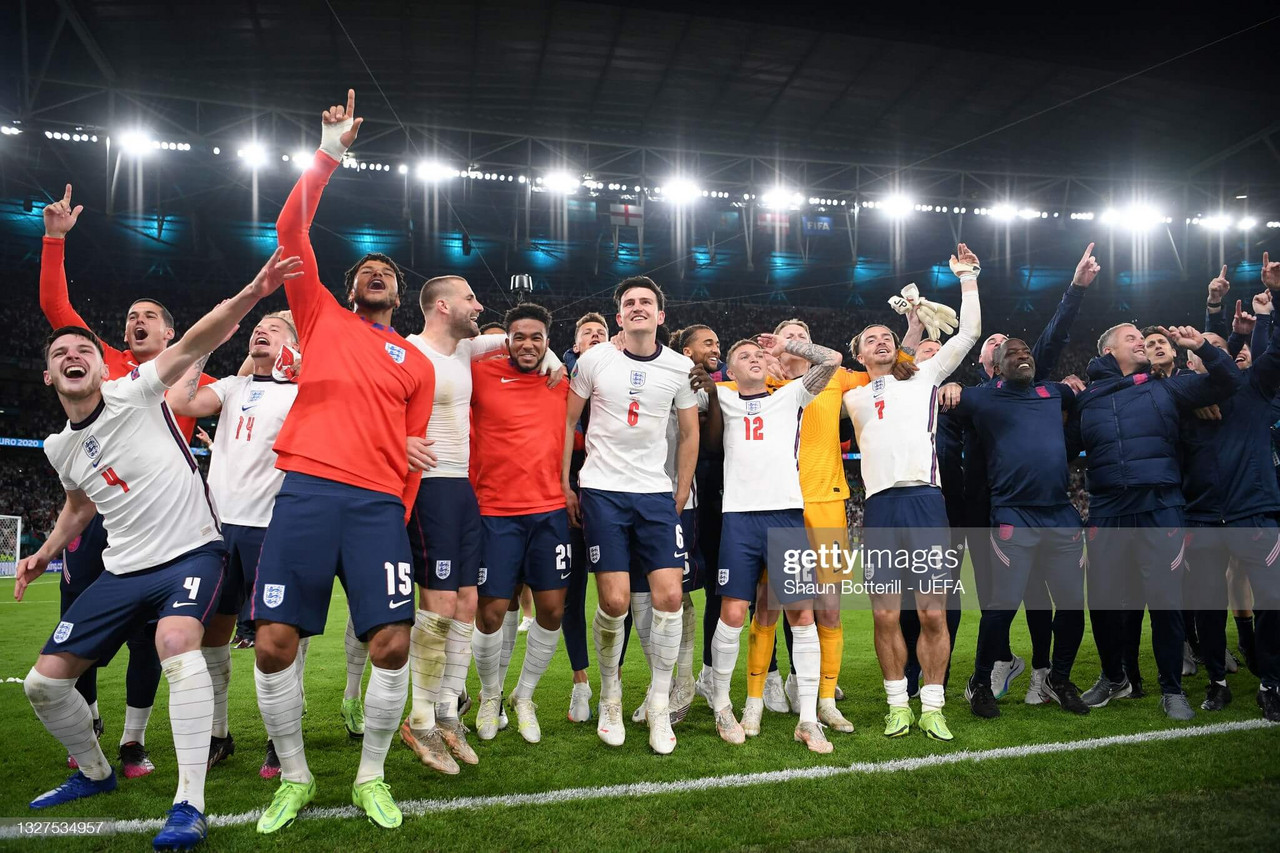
63, 183, 73, 205
346, 88, 356, 117
1220, 265, 1228, 280
1081, 242, 1095, 263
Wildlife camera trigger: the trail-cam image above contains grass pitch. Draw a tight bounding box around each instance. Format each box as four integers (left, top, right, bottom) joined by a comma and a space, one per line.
1, 573, 1276, 851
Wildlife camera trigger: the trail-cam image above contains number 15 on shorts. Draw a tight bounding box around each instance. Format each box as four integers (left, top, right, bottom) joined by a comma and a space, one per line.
385, 561, 412, 596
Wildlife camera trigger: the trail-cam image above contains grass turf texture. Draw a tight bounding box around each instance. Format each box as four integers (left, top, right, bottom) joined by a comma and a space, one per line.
1, 573, 1276, 851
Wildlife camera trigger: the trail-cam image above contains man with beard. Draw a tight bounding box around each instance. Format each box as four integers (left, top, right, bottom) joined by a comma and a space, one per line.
948, 338, 1091, 718
842, 244, 983, 743
38, 184, 215, 778
469, 303, 573, 742
1073, 323, 1242, 720
251, 89, 436, 832
398, 275, 561, 775
16, 248, 297, 848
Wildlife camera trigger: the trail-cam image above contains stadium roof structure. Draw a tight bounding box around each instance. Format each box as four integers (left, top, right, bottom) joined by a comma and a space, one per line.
3, 1, 1279, 206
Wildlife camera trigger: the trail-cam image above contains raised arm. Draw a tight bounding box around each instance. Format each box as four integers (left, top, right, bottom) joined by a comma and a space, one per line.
923, 243, 982, 383
277, 89, 364, 338
1032, 242, 1097, 379
165, 377, 225, 418
40, 185, 126, 360
154, 248, 301, 387
1251, 290, 1273, 359
14, 488, 96, 601
1158, 325, 1246, 408
1204, 266, 1231, 339
758, 334, 842, 395
900, 308, 925, 355
1248, 316, 1280, 397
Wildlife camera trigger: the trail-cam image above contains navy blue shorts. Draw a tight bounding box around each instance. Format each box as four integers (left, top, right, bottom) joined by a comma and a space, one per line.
580, 488, 687, 575
255, 472, 415, 641
628, 507, 703, 594
217, 523, 267, 616
861, 485, 954, 590
716, 509, 804, 602
408, 477, 483, 591
478, 510, 572, 601
987, 505, 1085, 611
43, 543, 227, 660
60, 512, 108, 608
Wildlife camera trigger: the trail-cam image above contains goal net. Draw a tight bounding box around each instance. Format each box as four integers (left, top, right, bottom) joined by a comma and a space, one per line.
0, 515, 20, 577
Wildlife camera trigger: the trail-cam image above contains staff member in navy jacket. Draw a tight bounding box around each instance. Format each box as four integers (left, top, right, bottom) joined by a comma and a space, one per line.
949, 338, 1091, 719
1072, 322, 1244, 720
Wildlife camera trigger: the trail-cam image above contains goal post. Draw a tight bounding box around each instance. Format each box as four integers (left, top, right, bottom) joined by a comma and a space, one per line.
0, 514, 21, 577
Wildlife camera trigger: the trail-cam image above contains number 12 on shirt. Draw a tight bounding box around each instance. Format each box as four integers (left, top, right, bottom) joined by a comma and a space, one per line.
743, 416, 764, 440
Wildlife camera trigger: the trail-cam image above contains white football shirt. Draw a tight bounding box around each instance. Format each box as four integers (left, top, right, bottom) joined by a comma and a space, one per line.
406, 333, 507, 479
207, 374, 298, 527
43, 360, 221, 575
718, 381, 817, 512
843, 290, 980, 498
571, 343, 698, 494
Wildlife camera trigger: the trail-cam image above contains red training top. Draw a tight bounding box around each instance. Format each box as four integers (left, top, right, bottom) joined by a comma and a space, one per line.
40, 236, 213, 442
470, 357, 570, 516
272, 150, 435, 510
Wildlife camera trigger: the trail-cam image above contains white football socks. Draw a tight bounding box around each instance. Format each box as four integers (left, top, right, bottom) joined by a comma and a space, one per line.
25, 669, 112, 781
513, 622, 559, 701
677, 593, 696, 681
711, 619, 743, 711
202, 644, 232, 739
343, 617, 369, 701
408, 609, 449, 730
255, 663, 310, 784
790, 623, 820, 724
472, 625, 504, 699
631, 592, 654, 665
497, 608, 519, 693
163, 650, 212, 812
121, 704, 152, 747
435, 619, 473, 722
593, 607, 626, 702
357, 663, 407, 785
648, 606, 682, 715
920, 683, 946, 714
885, 677, 910, 709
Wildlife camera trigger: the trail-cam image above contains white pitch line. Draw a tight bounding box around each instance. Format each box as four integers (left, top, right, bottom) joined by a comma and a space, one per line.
4, 717, 1272, 841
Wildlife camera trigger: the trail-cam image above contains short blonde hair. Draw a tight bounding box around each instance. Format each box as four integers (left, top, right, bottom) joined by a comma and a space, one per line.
262, 310, 298, 344
773, 318, 810, 336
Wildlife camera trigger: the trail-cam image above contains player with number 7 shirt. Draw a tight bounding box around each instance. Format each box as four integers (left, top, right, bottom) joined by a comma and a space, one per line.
14, 247, 303, 851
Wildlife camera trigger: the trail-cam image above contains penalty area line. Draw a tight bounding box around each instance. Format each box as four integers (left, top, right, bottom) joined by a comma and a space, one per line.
7, 718, 1275, 839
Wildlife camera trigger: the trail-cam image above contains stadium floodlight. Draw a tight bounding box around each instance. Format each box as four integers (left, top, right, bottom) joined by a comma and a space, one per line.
291, 151, 309, 171
542, 171, 581, 194
881, 195, 914, 218
1199, 214, 1232, 231
237, 143, 268, 169
1238, 217, 1258, 231
118, 130, 155, 157
760, 188, 803, 209
398, 164, 409, 175
416, 161, 456, 182
662, 178, 701, 205
989, 204, 1017, 221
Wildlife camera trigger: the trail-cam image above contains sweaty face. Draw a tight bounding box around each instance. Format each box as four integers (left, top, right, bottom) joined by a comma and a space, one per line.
44, 335, 107, 400
350, 260, 401, 312
980, 333, 1007, 375
997, 338, 1035, 384
915, 340, 941, 362
856, 326, 897, 368
617, 288, 663, 336
729, 344, 766, 383
684, 329, 721, 371
444, 280, 483, 338
576, 322, 607, 353
124, 301, 173, 359
249, 318, 295, 360
1143, 333, 1173, 370
508, 318, 547, 372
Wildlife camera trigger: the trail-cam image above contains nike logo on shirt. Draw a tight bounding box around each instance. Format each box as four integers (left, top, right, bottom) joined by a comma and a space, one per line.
500, 378, 519, 384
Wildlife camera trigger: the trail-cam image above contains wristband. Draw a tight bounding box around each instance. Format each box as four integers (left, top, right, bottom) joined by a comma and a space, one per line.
319, 117, 352, 163
959, 274, 978, 284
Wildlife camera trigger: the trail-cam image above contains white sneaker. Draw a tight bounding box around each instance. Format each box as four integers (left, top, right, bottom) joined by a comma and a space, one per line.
778, 671, 798, 712
597, 700, 625, 746
568, 682, 592, 722
714, 705, 745, 745
741, 697, 764, 737
632, 684, 652, 724
1182, 642, 1198, 677
510, 696, 541, 744
517, 616, 533, 634
670, 674, 694, 724
456, 688, 473, 718
765, 672, 791, 714
694, 667, 714, 706
817, 697, 854, 733
991, 655, 1026, 700
476, 693, 503, 740
1024, 667, 1050, 705
648, 707, 676, 755
795, 720, 833, 754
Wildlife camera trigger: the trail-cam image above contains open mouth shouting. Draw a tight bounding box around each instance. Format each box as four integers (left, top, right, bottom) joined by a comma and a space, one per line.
367, 276, 388, 293
62, 362, 88, 379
